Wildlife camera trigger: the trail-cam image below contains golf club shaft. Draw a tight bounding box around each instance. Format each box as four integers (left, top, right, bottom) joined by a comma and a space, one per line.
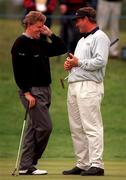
14, 120, 26, 170
110, 38, 119, 47
12, 104, 29, 175
64, 38, 119, 81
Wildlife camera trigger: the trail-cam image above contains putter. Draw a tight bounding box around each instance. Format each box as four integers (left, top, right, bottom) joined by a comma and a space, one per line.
11, 103, 29, 176
60, 38, 119, 88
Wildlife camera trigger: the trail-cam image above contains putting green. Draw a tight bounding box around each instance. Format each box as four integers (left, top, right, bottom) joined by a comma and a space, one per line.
0, 159, 126, 180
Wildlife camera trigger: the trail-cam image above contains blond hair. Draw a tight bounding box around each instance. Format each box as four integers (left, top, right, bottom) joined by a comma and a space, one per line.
23, 11, 46, 28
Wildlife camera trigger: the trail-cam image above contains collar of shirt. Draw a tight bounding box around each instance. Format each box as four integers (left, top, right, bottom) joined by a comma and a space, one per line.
22, 32, 33, 39
82, 26, 99, 38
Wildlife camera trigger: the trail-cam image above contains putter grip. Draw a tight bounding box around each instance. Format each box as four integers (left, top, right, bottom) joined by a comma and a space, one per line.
24, 102, 29, 120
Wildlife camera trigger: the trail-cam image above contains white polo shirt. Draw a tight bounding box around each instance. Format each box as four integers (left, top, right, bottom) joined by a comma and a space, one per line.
68, 28, 110, 83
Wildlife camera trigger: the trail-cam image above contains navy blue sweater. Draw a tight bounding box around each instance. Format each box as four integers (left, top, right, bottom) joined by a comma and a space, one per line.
11, 34, 67, 92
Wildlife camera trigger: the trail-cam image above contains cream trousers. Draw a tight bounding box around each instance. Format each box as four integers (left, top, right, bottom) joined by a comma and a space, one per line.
67, 81, 104, 169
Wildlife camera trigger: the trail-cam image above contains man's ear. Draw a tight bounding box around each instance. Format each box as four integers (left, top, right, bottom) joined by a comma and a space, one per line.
84, 16, 89, 22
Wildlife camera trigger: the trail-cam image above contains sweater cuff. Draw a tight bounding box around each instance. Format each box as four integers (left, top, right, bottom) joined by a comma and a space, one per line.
49, 33, 57, 40
22, 88, 31, 94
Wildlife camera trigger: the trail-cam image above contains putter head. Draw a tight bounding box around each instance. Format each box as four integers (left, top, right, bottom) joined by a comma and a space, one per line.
12, 174, 18, 176
12, 168, 18, 176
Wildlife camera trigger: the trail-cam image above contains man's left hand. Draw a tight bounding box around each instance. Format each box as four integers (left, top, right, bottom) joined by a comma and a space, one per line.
67, 53, 79, 67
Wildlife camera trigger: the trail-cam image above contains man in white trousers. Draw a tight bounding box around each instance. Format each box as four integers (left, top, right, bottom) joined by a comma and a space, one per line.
62, 7, 110, 176
97, 0, 123, 58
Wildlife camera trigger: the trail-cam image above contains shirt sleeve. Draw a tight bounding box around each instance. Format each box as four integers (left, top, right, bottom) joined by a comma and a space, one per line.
46, 33, 68, 56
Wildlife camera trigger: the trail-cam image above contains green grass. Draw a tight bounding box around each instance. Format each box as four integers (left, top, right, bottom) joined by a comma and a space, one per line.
0, 19, 126, 179
1, 159, 126, 180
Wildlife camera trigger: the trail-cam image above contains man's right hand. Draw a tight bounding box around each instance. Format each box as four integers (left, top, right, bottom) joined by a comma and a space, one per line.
64, 53, 79, 71
24, 92, 36, 108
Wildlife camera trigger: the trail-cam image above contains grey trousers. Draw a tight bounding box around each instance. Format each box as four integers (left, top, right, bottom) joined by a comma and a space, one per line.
19, 87, 52, 170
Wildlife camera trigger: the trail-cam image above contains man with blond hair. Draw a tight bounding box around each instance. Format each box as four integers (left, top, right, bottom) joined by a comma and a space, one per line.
11, 11, 67, 175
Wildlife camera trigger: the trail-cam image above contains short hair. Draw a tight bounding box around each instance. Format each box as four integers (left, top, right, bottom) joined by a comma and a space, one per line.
75, 7, 96, 23
23, 11, 46, 28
